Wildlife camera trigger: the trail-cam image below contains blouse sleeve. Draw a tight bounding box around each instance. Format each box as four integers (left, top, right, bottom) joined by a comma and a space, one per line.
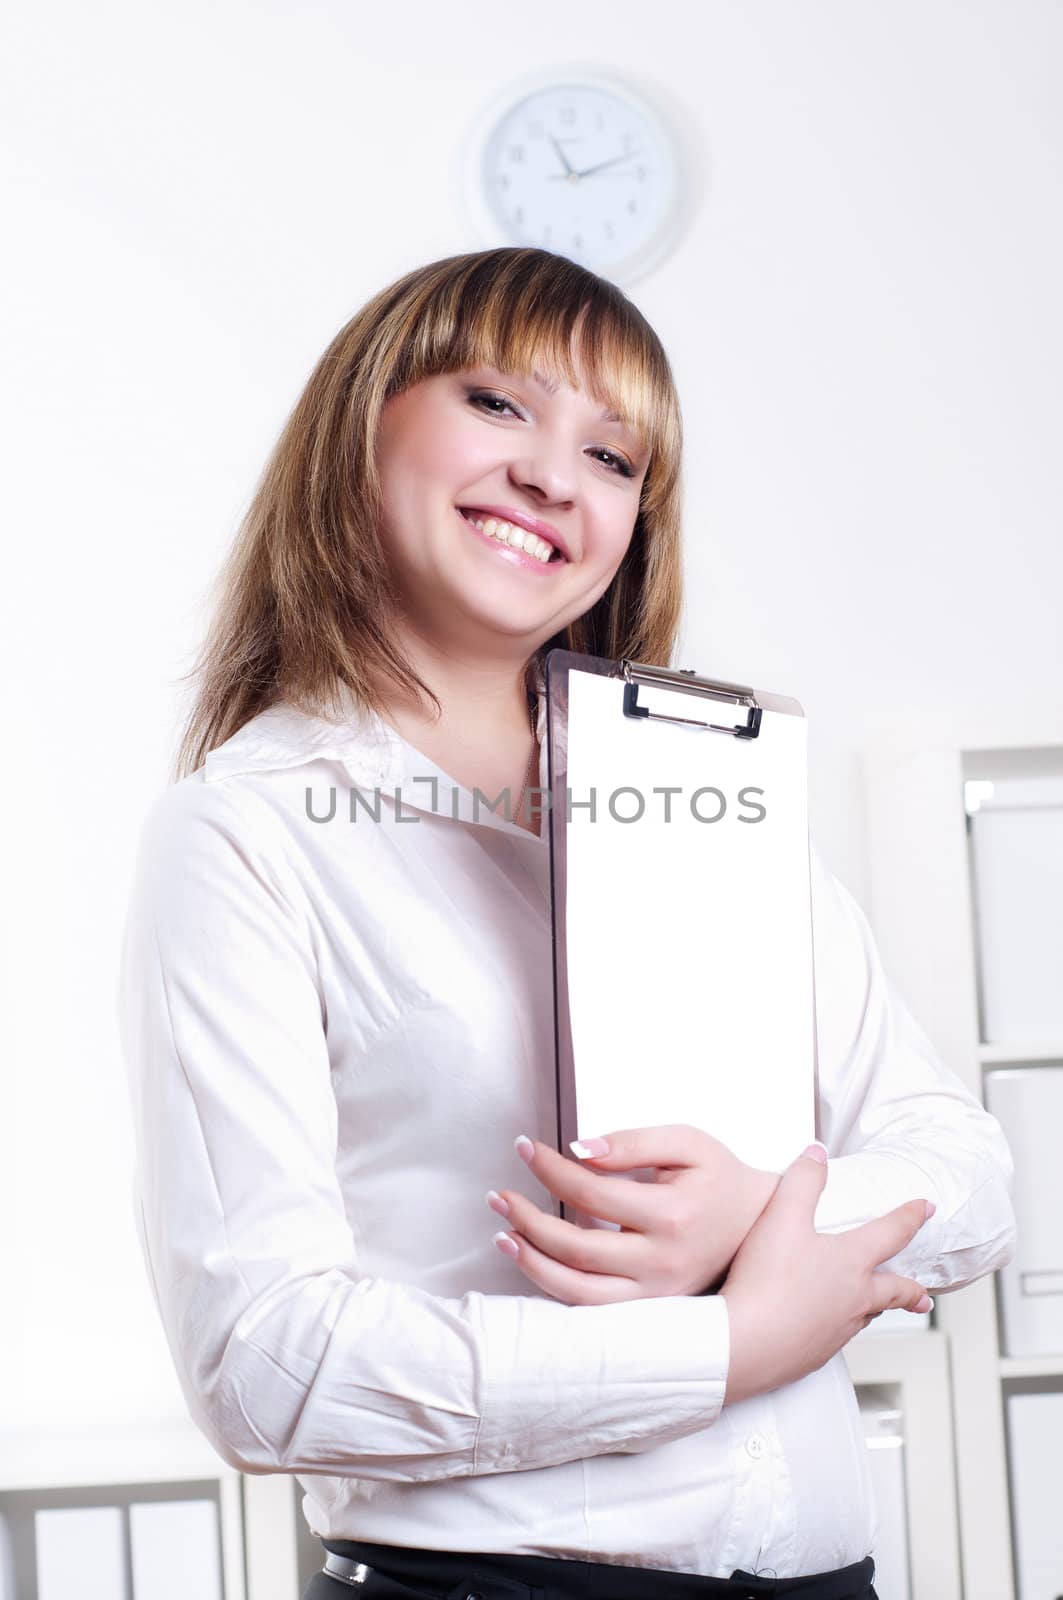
808, 839, 1017, 1293
117, 779, 729, 1480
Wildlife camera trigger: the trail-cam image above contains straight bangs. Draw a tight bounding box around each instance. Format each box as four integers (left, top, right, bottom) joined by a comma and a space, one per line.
381, 251, 680, 513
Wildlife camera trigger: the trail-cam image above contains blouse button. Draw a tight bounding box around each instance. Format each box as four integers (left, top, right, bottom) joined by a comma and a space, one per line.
745, 1432, 767, 1459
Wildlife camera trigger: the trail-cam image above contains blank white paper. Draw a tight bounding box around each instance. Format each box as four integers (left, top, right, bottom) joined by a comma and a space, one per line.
562, 668, 815, 1173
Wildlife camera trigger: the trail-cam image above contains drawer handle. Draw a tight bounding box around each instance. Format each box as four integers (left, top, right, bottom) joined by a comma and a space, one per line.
1020, 1270, 1063, 1297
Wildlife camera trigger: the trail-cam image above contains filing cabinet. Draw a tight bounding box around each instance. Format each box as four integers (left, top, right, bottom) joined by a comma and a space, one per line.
968, 776, 1063, 1044
984, 1066, 1063, 1357
1005, 1390, 1063, 1600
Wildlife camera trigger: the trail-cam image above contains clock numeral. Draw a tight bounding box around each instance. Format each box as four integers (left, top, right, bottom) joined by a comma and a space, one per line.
514, 206, 525, 224
498, 174, 511, 191
627, 199, 638, 215
507, 144, 526, 163
636, 165, 647, 182
572, 232, 584, 249
560, 105, 576, 125
603, 221, 615, 239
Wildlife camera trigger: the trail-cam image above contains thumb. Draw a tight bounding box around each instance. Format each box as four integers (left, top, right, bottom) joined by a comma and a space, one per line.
771, 1140, 830, 1218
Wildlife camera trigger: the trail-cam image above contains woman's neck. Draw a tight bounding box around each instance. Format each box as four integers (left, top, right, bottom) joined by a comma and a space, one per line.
378, 692, 540, 834
373, 649, 538, 744
367, 649, 542, 830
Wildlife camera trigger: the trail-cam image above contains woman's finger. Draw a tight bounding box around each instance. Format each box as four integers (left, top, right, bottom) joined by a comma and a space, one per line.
570, 1124, 716, 1173
867, 1269, 934, 1316
514, 1135, 668, 1229
497, 1189, 654, 1276
494, 1227, 642, 1306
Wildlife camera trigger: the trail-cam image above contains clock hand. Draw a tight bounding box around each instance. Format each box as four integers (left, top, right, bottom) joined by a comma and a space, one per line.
549, 134, 577, 178
572, 149, 641, 179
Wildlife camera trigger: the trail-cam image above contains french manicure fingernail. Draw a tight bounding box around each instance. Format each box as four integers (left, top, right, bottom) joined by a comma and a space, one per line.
803, 1141, 829, 1164
916, 1294, 934, 1313
514, 1134, 535, 1165
924, 1200, 937, 1220
485, 1189, 510, 1218
493, 1231, 519, 1258
570, 1137, 610, 1158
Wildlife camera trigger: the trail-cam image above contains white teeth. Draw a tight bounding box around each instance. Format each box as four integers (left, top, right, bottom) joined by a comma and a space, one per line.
461, 510, 558, 564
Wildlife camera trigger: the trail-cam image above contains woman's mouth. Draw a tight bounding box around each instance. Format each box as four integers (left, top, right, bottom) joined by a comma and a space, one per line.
457, 508, 565, 570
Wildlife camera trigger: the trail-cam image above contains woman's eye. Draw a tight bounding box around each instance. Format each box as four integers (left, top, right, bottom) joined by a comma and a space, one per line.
469, 390, 519, 418
468, 391, 636, 478
591, 447, 636, 479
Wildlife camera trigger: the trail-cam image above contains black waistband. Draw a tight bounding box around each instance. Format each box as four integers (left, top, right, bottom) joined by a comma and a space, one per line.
321, 1537, 876, 1599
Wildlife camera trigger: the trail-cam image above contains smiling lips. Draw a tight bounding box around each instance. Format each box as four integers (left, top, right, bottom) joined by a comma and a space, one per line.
458, 508, 565, 568
459, 504, 569, 559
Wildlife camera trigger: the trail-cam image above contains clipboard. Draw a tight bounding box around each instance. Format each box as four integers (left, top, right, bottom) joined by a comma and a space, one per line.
543, 648, 818, 1216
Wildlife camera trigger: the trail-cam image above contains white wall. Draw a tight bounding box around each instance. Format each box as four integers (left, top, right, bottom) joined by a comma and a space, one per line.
2, 0, 1060, 1432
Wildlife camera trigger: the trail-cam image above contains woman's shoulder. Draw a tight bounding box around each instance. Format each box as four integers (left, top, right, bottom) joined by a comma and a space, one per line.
131, 767, 286, 893
201, 692, 390, 788
136, 694, 395, 880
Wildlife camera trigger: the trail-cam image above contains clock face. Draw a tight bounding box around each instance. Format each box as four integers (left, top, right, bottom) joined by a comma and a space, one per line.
475, 79, 680, 282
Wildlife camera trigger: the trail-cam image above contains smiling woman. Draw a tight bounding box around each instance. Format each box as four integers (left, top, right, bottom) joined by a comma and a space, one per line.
119, 246, 1011, 1600
171, 247, 685, 786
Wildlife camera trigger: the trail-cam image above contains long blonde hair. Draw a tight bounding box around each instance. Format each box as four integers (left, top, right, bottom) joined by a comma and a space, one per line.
172, 247, 686, 782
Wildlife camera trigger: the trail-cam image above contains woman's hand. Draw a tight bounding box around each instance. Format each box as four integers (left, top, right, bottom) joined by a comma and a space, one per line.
720, 1144, 935, 1404
487, 1124, 781, 1305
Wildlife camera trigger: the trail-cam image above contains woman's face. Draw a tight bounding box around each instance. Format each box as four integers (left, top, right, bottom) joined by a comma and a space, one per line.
373, 357, 650, 661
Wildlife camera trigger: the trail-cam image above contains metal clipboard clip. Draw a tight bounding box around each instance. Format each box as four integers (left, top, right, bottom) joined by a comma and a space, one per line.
619, 658, 763, 740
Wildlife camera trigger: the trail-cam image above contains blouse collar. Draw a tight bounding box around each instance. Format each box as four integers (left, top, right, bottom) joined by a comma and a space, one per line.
203, 657, 550, 840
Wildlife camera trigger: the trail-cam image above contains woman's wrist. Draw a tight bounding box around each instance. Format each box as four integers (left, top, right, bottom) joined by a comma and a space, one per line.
697, 1168, 782, 1295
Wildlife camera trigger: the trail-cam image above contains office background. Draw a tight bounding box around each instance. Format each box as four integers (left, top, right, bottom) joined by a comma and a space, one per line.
2, 1, 1060, 1595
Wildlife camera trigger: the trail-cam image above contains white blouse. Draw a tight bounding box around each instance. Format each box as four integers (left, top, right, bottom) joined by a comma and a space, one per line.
117, 669, 1015, 1580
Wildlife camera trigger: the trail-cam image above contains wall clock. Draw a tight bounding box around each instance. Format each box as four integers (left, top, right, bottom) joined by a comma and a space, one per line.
457, 66, 687, 286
